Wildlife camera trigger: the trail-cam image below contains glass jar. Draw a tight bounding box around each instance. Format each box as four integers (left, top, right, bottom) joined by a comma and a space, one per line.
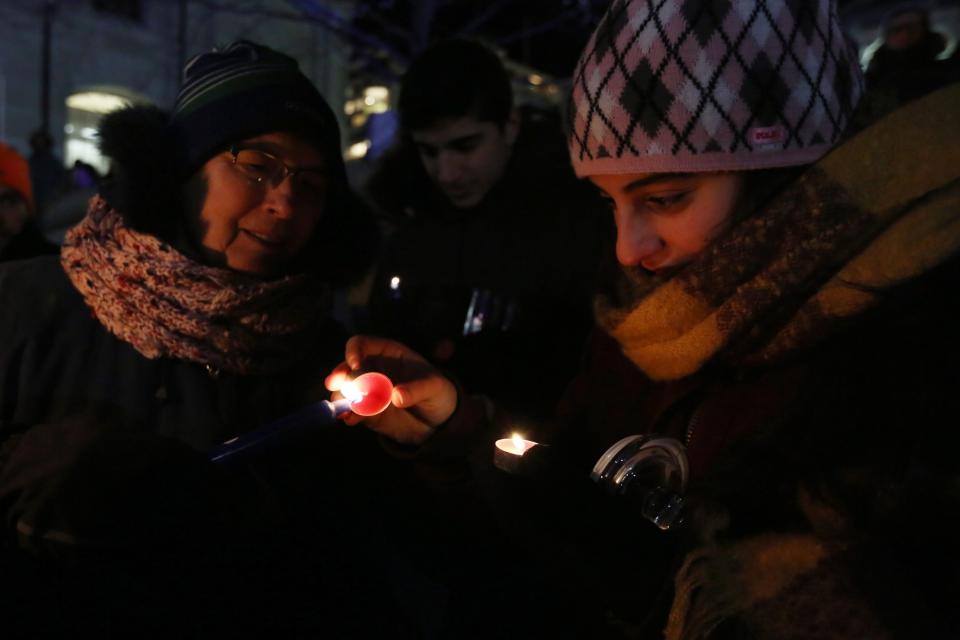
590, 435, 688, 530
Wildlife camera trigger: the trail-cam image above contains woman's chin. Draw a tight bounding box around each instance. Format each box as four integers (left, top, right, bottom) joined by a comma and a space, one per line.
224, 254, 285, 278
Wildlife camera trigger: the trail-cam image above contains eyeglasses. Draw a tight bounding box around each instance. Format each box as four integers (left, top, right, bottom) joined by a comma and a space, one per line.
229, 145, 328, 195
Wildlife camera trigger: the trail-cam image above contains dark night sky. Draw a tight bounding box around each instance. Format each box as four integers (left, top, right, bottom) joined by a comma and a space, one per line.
344, 0, 935, 81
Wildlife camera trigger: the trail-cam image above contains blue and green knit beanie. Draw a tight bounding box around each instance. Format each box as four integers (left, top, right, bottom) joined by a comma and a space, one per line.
169, 40, 343, 178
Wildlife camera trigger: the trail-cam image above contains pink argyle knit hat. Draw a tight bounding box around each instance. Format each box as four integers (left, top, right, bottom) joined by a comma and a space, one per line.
568, 0, 864, 177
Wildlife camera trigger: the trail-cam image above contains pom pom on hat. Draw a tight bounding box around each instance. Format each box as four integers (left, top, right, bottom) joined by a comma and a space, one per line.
567, 0, 864, 177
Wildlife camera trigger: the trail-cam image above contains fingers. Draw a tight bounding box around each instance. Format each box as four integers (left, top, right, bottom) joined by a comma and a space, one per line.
344, 335, 425, 370
324, 363, 353, 391
392, 375, 455, 410
393, 375, 457, 426
359, 406, 435, 445
326, 335, 451, 441
339, 411, 365, 427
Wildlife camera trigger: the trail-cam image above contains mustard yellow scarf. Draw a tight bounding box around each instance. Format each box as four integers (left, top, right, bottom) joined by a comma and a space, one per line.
596, 84, 960, 381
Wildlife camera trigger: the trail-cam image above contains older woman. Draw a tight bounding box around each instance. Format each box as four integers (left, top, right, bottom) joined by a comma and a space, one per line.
328, 1, 960, 637
0, 41, 384, 634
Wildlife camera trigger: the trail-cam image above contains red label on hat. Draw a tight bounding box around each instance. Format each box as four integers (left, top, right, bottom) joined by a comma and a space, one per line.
750, 126, 786, 146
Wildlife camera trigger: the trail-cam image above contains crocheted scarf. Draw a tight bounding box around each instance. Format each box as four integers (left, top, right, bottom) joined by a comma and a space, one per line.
61, 196, 329, 376
596, 84, 960, 381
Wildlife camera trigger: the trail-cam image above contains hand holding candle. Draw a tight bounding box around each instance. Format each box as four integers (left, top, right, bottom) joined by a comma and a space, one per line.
325, 372, 395, 417
325, 335, 458, 445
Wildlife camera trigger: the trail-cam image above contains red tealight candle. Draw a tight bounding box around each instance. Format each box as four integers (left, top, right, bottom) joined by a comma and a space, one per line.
348, 372, 394, 416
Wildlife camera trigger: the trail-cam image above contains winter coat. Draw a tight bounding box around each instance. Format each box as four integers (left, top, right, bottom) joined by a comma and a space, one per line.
0, 255, 389, 636
541, 256, 960, 638
364, 108, 614, 420
419, 83, 960, 638
0, 221, 58, 263
0, 255, 345, 445
0, 107, 387, 637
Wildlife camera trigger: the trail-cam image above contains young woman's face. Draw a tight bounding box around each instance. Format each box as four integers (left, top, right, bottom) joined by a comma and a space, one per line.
189, 131, 328, 276
589, 172, 744, 273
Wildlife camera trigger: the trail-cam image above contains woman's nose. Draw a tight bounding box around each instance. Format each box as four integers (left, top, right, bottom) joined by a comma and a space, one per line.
264, 176, 295, 219
614, 209, 663, 267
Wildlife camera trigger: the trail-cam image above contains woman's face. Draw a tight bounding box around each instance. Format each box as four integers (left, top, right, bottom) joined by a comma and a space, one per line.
188, 131, 328, 276
0, 187, 29, 242
589, 172, 744, 273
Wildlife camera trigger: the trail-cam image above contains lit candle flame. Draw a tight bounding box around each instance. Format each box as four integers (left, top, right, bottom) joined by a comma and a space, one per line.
511, 434, 526, 453
340, 380, 365, 404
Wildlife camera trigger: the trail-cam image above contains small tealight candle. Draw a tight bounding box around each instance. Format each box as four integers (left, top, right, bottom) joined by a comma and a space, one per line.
349, 372, 394, 416
325, 372, 394, 417
494, 433, 539, 473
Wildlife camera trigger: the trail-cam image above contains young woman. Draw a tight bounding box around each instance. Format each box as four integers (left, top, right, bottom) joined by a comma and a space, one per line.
0, 41, 384, 634
329, 1, 960, 637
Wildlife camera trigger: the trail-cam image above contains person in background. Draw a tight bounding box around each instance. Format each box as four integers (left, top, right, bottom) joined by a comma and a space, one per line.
0, 40, 390, 636
330, 0, 960, 636
26, 129, 67, 215
363, 38, 612, 423
865, 4, 959, 105
40, 159, 102, 244
0, 142, 57, 261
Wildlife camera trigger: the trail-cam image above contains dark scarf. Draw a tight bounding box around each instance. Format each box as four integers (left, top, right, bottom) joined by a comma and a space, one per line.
595, 84, 960, 382
61, 196, 330, 376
